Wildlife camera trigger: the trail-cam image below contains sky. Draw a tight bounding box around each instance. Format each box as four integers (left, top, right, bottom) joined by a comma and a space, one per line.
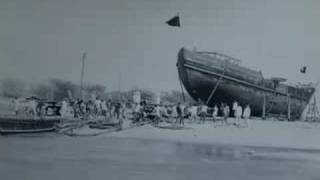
0, 0, 319, 93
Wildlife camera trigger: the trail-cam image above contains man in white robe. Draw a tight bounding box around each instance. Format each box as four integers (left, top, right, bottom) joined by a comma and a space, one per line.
235, 104, 243, 127
243, 105, 251, 128
60, 99, 68, 118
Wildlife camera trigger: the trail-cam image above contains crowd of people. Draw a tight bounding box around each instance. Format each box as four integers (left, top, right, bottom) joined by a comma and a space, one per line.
12, 96, 251, 128
59, 97, 127, 120
133, 100, 252, 128
12, 96, 128, 120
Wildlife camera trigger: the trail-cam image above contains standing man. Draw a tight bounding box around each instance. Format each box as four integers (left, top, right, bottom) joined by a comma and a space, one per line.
235, 104, 243, 127
60, 99, 68, 117
72, 100, 79, 118
101, 100, 108, 118
29, 99, 38, 117
200, 103, 208, 124
232, 101, 238, 118
176, 103, 183, 125
132, 103, 141, 123
154, 105, 161, 126
88, 100, 95, 117
79, 99, 86, 117
13, 97, 20, 115
212, 104, 218, 125
94, 97, 102, 116
243, 104, 251, 128
190, 104, 198, 123
114, 102, 121, 120
223, 104, 230, 125
120, 101, 126, 119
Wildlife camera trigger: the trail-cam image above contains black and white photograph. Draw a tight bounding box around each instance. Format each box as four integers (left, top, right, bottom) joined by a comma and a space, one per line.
0, 0, 320, 179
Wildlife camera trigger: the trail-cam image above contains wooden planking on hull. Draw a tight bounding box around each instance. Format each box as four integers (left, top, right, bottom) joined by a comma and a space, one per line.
0, 117, 60, 135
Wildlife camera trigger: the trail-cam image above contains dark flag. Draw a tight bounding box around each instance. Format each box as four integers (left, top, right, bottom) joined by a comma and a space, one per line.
166, 15, 180, 27
300, 66, 307, 74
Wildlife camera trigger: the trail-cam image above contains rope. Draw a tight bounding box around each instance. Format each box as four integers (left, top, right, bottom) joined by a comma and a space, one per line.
178, 73, 186, 102
206, 63, 227, 105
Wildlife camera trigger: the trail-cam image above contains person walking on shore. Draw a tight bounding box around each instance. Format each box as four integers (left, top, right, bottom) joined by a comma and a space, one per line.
94, 97, 101, 116
200, 103, 208, 124
13, 97, 20, 115
190, 104, 198, 123
133, 103, 142, 123
72, 100, 79, 118
223, 104, 230, 126
106, 99, 112, 118
101, 100, 108, 118
60, 99, 68, 117
160, 105, 169, 120
154, 105, 161, 126
176, 103, 183, 126
212, 104, 218, 125
114, 102, 121, 120
232, 101, 238, 118
235, 104, 243, 127
79, 100, 86, 117
243, 105, 251, 128
120, 101, 126, 119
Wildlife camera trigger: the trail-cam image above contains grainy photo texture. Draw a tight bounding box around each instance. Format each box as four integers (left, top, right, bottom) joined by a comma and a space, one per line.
0, 0, 320, 179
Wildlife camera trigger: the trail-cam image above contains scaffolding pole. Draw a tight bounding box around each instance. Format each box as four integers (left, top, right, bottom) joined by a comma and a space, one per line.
262, 93, 266, 119
287, 89, 291, 121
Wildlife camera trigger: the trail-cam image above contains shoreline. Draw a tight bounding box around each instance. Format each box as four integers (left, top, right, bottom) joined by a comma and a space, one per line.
106, 118, 320, 150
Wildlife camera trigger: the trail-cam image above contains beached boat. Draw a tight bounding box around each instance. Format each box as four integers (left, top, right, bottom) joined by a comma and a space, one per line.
89, 121, 121, 130
177, 48, 315, 119
0, 115, 61, 135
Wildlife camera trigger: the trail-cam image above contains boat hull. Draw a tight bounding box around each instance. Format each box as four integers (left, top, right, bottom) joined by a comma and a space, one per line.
0, 116, 61, 135
177, 48, 313, 119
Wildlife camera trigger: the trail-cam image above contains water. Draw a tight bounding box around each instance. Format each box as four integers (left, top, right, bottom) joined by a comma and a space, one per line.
0, 134, 320, 180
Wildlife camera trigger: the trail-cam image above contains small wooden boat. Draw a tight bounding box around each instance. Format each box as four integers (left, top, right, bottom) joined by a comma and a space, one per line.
0, 115, 61, 135
89, 122, 121, 130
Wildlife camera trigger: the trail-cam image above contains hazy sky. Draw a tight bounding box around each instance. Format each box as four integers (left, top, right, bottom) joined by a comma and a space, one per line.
1, 0, 319, 92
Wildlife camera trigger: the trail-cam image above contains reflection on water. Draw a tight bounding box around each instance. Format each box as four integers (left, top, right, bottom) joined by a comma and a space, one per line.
0, 134, 320, 180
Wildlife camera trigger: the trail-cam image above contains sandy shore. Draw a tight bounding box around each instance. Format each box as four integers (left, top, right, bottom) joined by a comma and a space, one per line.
106, 118, 320, 150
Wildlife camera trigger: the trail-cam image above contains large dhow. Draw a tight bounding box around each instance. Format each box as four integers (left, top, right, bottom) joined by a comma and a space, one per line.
177, 47, 315, 120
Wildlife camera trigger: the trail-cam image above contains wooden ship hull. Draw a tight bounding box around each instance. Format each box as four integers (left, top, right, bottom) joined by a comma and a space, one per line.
0, 116, 61, 135
177, 48, 315, 119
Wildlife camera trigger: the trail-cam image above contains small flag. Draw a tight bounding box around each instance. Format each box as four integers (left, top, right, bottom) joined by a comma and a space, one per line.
82, 52, 86, 60
300, 66, 307, 74
166, 15, 180, 27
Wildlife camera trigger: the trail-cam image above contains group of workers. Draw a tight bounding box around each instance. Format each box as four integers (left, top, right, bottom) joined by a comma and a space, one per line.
13, 97, 38, 116
12, 96, 127, 120
133, 100, 251, 128
59, 97, 126, 120
12, 96, 251, 127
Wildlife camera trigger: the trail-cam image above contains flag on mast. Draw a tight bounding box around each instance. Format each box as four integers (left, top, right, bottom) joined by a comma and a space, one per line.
300, 66, 307, 74
166, 14, 180, 27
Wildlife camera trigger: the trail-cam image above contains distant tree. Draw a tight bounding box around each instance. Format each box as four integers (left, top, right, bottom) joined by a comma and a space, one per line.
161, 90, 195, 104
1, 78, 25, 98
84, 84, 106, 99
31, 83, 53, 100
104, 89, 155, 103
104, 91, 121, 101
140, 89, 155, 102
49, 78, 78, 100
126, 88, 155, 103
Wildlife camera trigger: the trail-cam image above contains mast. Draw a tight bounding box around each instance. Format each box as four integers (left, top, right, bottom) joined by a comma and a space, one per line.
80, 52, 86, 99
118, 58, 121, 101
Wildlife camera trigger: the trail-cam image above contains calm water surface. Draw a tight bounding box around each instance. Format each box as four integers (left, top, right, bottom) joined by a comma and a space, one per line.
0, 133, 320, 180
